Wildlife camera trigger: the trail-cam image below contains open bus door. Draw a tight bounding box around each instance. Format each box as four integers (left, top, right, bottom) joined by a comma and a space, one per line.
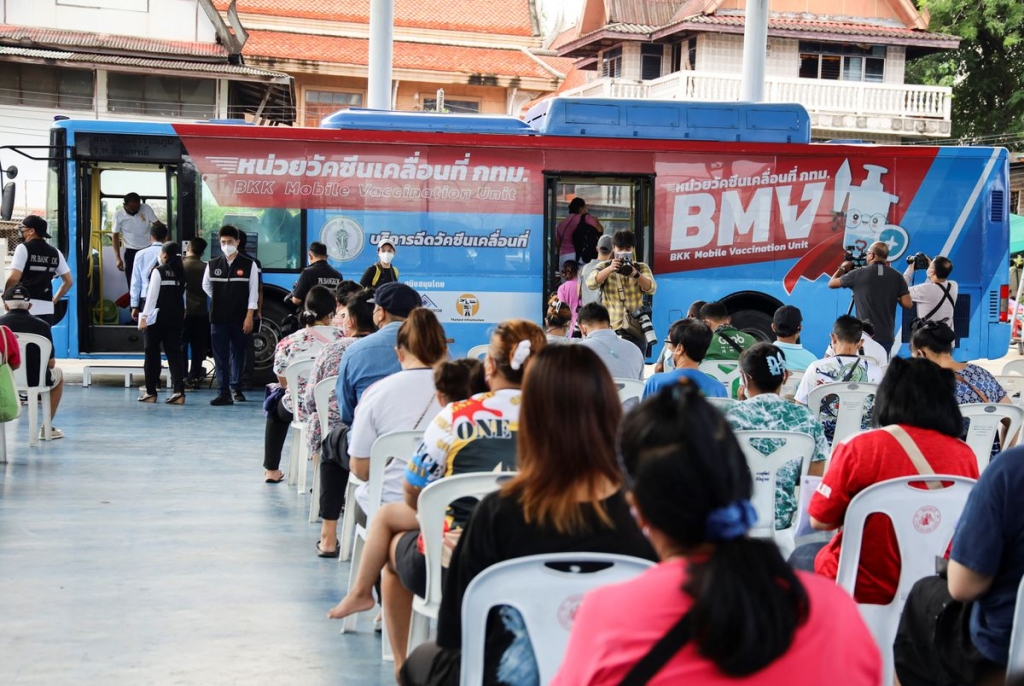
543, 174, 655, 335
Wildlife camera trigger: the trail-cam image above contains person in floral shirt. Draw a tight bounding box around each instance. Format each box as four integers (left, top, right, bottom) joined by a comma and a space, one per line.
304, 285, 375, 460
726, 343, 830, 530
263, 286, 348, 483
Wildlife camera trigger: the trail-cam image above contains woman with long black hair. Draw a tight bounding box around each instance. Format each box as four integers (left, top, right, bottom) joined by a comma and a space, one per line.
138, 241, 187, 404
553, 383, 882, 685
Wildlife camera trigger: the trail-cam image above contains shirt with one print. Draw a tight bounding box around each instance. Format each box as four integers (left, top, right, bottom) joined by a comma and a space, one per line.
704, 325, 757, 361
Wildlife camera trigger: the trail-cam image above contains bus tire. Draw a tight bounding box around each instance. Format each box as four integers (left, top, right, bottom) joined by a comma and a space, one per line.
730, 309, 773, 343
253, 299, 291, 385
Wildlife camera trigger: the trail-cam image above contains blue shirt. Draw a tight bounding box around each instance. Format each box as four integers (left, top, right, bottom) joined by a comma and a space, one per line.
129, 242, 162, 308
950, 446, 1024, 664
774, 341, 818, 372
642, 368, 727, 399
336, 321, 402, 425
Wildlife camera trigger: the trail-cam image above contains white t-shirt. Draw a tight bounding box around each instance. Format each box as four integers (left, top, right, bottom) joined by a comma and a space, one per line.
349, 368, 442, 513
113, 203, 158, 250
794, 354, 884, 404
10, 243, 70, 316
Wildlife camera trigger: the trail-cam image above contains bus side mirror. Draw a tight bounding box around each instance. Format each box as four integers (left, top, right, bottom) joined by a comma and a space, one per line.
0, 182, 14, 221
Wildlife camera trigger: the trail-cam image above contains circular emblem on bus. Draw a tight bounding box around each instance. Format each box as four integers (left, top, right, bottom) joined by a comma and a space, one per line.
456, 294, 480, 317
913, 505, 941, 534
320, 216, 365, 262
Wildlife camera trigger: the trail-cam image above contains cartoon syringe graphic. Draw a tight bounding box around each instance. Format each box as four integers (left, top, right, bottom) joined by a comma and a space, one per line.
782, 159, 910, 293
833, 161, 909, 261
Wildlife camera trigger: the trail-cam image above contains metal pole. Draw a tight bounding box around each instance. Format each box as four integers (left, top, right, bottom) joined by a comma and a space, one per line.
739, 0, 769, 102
367, 0, 394, 110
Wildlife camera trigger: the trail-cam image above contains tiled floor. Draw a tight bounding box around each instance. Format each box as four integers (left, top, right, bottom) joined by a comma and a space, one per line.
0, 382, 394, 685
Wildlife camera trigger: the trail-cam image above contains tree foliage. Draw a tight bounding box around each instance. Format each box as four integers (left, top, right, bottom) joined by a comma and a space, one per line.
906, 0, 1024, 144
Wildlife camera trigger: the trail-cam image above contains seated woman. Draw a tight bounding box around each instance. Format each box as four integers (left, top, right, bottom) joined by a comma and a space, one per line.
303, 283, 371, 474
262, 286, 348, 483
328, 319, 546, 671
725, 343, 830, 531
911, 319, 1012, 457
552, 382, 881, 684
555, 260, 581, 337
316, 308, 448, 556
402, 344, 657, 686
544, 295, 573, 344
796, 357, 979, 604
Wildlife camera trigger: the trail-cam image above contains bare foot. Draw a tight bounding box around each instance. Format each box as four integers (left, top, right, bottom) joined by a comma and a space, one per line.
327, 593, 376, 620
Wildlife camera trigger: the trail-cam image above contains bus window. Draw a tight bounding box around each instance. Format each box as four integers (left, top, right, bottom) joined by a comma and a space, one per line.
199, 178, 301, 270
99, 169, 168, 228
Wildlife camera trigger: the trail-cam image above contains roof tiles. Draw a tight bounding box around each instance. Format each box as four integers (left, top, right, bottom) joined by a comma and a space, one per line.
0, 23, 227, 57
675, 14, 958, 42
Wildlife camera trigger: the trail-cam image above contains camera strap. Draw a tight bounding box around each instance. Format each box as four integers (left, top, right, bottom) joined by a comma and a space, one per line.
921, 283, 954, 323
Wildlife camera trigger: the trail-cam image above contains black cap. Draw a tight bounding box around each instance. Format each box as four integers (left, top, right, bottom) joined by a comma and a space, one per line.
21, 214, 50, 239
773, 305, 802, 337
3, 284, 30, 302
368, 282, 420, 318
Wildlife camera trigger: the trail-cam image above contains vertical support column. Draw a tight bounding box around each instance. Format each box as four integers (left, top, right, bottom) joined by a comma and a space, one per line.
367, 0, 394, 110
739, 0, 769, 103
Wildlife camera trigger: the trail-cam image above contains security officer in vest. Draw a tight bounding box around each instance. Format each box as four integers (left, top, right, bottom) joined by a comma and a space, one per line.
290, 241, 343, 307
202, 225, 259, 406
138, 242, 187, 405
5, 215, 73, 326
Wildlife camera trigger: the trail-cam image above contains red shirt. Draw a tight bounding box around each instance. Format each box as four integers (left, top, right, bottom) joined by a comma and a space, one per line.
809, 425, 978, 604
552, 559, 881, 685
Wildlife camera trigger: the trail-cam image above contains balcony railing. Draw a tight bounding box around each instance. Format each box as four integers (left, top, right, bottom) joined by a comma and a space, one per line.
561, 71, 952, 125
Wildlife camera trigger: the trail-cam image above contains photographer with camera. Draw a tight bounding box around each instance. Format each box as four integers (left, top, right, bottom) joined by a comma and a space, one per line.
828, 241, 912, 358
586, 229, 657, 354
904, 253, 957, 332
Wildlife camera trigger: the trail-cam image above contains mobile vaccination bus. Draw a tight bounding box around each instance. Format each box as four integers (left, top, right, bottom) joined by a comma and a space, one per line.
3, 98, 1011, 378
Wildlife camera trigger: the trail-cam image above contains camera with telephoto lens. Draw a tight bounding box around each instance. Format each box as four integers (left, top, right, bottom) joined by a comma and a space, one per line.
631, 305, 658, 348
843, 245, 868, 269
906, 252, 931, 270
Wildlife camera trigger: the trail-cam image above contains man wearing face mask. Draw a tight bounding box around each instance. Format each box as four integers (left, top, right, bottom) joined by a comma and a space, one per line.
360, 240, 399, 288
202, 225, 259, 406
585, 229, 657, 353
290, 241, 343, 307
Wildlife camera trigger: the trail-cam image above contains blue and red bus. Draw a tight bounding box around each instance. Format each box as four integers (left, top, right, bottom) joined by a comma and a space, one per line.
2, 97, 1011, 377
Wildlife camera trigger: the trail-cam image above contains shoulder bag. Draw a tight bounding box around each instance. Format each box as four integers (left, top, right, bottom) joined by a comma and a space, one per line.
881, 425, 942, 490
619, 612, 693, 685
0, 327, 20, 422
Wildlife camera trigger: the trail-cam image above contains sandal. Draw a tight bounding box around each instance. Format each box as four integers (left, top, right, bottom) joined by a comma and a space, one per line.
317, 539, 340, 558
138, 393, 158, 403
165, 393, 186, 405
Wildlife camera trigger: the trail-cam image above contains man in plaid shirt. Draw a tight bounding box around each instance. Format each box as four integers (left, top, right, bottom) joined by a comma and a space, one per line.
585, 230, 657, 353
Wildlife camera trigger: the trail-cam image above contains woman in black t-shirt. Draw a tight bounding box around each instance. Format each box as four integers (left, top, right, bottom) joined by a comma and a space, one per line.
400, 344, 656, 686
359, 239, 399, 288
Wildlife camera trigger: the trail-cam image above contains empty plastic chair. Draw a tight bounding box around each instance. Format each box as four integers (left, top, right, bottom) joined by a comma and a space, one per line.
959, 402, 1024, 470
835, 475, 976, 686
1002, 359, 1024, 376
993, 375, 1024, 406
459, 553, 655, 686
698, 360, 742, 398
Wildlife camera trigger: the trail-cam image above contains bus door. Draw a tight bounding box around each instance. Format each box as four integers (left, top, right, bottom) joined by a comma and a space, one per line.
543, 174, 655, 314
81, 165, 174, 354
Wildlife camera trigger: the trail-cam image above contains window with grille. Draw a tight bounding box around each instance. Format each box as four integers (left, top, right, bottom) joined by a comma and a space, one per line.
0, 64, 94, 110
641, 45, 663, 81
798, 42, 885, 83
107, 74, 215, 118
601, 47, 622, 78
303, 90, 363, 125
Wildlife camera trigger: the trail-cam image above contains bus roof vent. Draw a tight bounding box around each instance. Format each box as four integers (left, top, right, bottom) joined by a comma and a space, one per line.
524, 98, 811, 144
320, 109, 534, 136
991, 189, 1005, 224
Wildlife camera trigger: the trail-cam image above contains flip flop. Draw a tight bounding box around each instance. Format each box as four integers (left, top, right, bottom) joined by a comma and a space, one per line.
317, 539, 340, 558
265, 473, 286, 483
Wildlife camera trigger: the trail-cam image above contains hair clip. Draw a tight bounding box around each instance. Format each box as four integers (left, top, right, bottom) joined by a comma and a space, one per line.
510, 340, 532, 371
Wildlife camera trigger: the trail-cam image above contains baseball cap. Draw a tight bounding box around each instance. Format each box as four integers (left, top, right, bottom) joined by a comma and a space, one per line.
3, 284, 30, 302
597, 234, 613, 253
368, 282, 420, 318
21, 215, 51, 239
378, 239, 396, 251
773, 305, 802, 337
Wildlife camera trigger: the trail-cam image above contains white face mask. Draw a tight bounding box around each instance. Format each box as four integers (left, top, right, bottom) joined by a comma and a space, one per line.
379, 251, 394, 265
221, 243, 237, 257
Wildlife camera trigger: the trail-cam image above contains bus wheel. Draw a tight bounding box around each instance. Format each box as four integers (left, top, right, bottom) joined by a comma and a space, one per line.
253, 300, 289, 385
730, 309, 773, 343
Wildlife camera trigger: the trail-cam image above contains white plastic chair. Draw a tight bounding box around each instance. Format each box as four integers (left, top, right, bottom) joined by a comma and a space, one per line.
698, 360, 741, 398
959, 402, 1024, 470
1002, 359, 1024, 376
835, 475, 976, 686
732, 430, 816, 558
806, 381, 879, 454
993, 375, 1024, 407
284, 358, 315, 493
13, 333, 53, 446
459, 553, 655, 686
341, 429, 424, 661
308, 375, 338, 524
705, 396, 736, 412
780, 370, 804, 401
408, 471, 516, 657
1006, 575, 1024, 678
466, 345, 489, 360
613, 378, 645, 406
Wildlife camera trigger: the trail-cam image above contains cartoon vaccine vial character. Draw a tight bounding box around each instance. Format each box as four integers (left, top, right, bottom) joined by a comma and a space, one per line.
833, 161, 910, 261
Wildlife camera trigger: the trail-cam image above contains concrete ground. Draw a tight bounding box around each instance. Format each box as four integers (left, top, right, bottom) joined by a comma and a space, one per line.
0, 373, 394, 686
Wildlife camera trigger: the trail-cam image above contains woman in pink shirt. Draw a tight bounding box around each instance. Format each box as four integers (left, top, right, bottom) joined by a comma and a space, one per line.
553, 382, 882, 685
555, 260, 581, 338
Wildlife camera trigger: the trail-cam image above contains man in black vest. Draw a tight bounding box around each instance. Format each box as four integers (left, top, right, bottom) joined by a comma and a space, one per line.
202, 225, 258, 406
5, 215, 73, 326
290, 241, 343, 307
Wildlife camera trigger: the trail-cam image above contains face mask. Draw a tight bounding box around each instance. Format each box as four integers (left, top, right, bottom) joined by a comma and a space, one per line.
614, 251, 632, 260
379, 251, 394, 265
221, 244, 237, 257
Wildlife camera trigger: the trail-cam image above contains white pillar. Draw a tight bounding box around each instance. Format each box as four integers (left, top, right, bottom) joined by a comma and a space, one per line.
367, 0, 394, 110
739, 0, 769, 102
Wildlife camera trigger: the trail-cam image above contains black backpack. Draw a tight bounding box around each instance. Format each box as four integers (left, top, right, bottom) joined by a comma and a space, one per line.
572, 216, 601, 264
